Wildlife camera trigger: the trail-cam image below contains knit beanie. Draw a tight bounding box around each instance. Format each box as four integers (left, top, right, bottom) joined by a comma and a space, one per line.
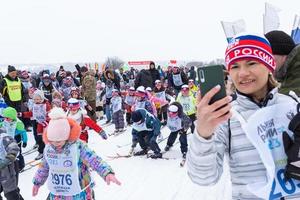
2, 107, 17, 121
265, 30, 296, 55
47, 107, 70, 141
131, 110, 143, 123
8, 65, 16, 73
33, 89, 46, 100
225, 33, 276, 72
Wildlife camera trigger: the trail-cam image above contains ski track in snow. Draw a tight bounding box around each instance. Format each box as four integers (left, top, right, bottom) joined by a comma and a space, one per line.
19, 119, 232, 200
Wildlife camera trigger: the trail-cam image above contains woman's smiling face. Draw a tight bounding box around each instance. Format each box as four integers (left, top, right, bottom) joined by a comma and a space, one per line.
229, 59, 269, 98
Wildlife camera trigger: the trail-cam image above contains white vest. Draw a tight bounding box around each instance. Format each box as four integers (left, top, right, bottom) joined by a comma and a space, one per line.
155, 91, 166, 101
167, 116, 182, 132
45, 143, 82, 196
172, 74, 183, 86
32, 103, 47, 123
125, 96, 135, 106
0, 133, 9, 160
135, 101, 146, 110
2, 121, 17, 138
233, 102, 300, 199
67, 110, 83, 125
111, 96, 122, 113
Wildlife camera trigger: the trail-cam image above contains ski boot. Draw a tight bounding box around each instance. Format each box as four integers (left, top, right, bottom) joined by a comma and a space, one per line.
150, 152, 162, 159
164, 145, 171, 151
134, 149, 148, 156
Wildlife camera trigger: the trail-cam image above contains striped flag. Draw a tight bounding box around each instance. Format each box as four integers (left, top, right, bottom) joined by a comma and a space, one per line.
221, 19, 246, 43
263, 3, 281, 34
291, 15, 300, 44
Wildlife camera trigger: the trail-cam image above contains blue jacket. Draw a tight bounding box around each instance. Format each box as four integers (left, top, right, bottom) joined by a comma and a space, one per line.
136, 109, 161, 136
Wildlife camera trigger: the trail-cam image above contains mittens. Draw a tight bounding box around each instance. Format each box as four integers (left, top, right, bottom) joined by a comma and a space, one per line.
99, 130, 108, 140
22, 142, 27, 148
0, 158, 10, 169
41, 121, 48, 127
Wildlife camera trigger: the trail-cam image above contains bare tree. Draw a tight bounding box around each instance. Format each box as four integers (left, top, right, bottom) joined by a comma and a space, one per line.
104, 57, 124, 70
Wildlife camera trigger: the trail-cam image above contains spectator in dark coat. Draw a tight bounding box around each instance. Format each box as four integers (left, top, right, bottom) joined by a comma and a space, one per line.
265, 30, 300, 96
149, 61, 160, 88
104, 69, 121, 90
189, 66, 197, 83
134, 69, 153, 89
167, 66, 188, 96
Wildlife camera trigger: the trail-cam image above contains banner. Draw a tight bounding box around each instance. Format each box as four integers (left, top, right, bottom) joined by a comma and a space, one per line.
263, 3, 281, 34
291, 15, 300, 44
221, 19, 246, 43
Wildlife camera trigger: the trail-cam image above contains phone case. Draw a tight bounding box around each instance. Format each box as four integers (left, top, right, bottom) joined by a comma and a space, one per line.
197, 65, 227, 105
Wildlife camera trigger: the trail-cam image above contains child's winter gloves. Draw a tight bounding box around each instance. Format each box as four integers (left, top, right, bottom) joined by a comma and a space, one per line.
99, 130, 108, 140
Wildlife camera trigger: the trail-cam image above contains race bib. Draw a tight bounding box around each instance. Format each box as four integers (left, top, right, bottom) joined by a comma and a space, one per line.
112, 97, 122, 113
125, 96, 135, 106
0, 134, 9, 160
135, 101, 146, 110
172, 74, 183, 86
3, 120, 17, 137
236, 102, 300, 200
106, 87, 113, 98
180, 97, 192, 114
32, 104, 46, 123
167, 116, 182, 132
155, 91, 166, 101
132, 121, 152, 132
45, 143, 82, 196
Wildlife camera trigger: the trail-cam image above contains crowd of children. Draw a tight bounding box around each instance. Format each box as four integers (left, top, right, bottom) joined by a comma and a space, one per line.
0, 62, 200, 199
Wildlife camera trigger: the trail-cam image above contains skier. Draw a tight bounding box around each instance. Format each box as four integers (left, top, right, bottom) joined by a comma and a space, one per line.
22, 89, 51, 160
111, 89, 125, 134
67, 98, 107, 142
176, 85, 197, 134
0, 107, 27, 171
131, 108, 162, 159
32, 107, 121, 199
0, 128, 24, 200
124, 87, 136, 125
164, 102, 192, 160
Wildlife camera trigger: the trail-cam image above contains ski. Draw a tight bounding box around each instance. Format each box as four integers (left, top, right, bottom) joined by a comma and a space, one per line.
20, 161, 41, 173
107, 153, 132, 160
108, 129, 126, 137
25, 159, 40, 166
180, 158, 186, 167
146, 153, 177, 160
22, 148, 38, 156
116, 143, 131, 148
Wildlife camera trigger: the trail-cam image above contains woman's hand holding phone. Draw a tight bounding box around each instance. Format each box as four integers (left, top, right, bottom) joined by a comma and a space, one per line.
196, 85, 232, 139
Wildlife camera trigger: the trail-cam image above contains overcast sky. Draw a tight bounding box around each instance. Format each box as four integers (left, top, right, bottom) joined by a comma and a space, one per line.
0, 0, 299, 65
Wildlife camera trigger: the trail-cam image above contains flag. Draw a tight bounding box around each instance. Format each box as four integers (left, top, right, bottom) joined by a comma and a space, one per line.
263, 3, 281, 34
291, 15, 300, 44
94, 62, 99, 71
221, 19, 246, 43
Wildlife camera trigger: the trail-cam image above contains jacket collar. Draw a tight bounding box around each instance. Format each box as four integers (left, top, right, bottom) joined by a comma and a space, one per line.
235, 87, 278, 109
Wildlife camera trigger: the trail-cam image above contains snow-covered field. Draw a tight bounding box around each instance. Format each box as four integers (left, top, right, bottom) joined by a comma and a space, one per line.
19, 120, 232, 200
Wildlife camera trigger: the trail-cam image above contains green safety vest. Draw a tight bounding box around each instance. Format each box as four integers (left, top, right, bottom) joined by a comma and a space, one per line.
4, 78, 22, 101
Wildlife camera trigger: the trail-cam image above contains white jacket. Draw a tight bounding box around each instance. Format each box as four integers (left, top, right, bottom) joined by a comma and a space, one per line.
187, 88, 300, 199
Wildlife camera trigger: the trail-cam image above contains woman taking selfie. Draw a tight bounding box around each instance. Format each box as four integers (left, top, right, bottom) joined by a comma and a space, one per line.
187, 33, 300, 200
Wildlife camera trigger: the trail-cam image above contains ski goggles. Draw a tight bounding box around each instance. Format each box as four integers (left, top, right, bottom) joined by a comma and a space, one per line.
68, 102, 80, 110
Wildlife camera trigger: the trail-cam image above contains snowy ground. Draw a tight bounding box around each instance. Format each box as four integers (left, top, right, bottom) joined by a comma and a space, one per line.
19, 119, 232, 200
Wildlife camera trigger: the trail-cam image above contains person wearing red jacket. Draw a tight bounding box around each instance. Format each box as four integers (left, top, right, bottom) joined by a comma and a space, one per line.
22, 89, 51, 160
66, 98, 107, 143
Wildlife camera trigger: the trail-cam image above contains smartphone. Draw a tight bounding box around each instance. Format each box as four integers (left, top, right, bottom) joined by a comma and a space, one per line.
197, 65, 227, 105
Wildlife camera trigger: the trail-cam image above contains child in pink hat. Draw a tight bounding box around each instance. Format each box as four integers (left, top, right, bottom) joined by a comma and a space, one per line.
32, 107, 121, 199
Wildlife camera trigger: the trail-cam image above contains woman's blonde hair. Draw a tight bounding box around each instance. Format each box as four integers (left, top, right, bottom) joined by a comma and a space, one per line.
268, 73, 279, 89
